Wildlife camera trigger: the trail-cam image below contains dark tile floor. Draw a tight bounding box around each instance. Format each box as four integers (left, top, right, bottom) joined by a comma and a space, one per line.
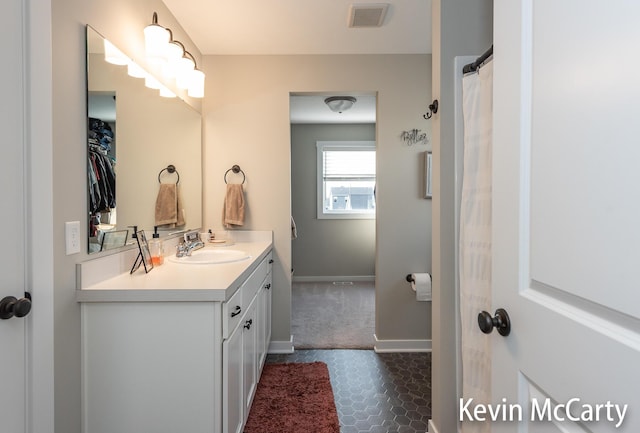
267, 350, 432, 433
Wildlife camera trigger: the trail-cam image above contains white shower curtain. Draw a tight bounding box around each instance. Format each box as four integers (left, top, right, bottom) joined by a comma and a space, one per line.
460, 59, 493, 433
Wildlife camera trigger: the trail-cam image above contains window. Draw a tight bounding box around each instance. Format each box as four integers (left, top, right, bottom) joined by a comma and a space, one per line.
317, 141, 376, 219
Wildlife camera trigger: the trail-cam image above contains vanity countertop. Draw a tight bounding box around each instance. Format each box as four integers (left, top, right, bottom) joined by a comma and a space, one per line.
76, 238, 272, 303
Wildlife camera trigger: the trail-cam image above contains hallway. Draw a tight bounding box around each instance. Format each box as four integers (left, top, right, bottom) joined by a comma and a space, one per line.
292, 281, 375, 349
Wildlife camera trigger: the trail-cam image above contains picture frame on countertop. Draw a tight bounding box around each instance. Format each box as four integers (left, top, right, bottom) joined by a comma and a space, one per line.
100, 229, 128, 252
130, 230, 154, 274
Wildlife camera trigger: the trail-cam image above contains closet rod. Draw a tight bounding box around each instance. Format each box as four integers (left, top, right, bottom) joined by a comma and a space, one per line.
462, 45, 493, 74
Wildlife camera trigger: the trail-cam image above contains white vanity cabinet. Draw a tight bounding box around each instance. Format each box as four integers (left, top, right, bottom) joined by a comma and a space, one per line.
78, 239, 272, 433
222, 252, 272, 433
257, 270, 272, 369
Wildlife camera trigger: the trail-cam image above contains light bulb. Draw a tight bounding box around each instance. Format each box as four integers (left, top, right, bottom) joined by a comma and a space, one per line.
127, 61, 146, 78
159, 85, 176, 98
145, 75, 161, 90
175, 56, 195, 89
165, 41, 183, 64
188, 69, 205, 98
103, 39, 128, 66
144, 22, 169, 64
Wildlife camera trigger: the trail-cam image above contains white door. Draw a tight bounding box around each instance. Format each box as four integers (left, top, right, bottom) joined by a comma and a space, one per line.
490, 1, 640, 432
1, 0, 29, 431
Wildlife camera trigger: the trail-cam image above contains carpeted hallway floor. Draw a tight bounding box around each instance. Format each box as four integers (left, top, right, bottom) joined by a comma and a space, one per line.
292, 281, 375, 349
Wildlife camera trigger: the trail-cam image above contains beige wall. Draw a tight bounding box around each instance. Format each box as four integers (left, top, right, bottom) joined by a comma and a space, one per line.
52, 1, 201, 432
431, 0, 493, 432
202, 54, 433, 345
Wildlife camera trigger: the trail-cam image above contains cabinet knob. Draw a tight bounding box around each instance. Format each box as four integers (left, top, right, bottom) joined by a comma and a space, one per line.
268, 259, 274, 264
265, 283, 271, 290
244, 319, 253, 330
230, 306, 242, 317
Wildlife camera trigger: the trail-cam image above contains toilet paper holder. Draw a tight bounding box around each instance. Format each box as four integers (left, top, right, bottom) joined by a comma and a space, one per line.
406, 274, 415, 283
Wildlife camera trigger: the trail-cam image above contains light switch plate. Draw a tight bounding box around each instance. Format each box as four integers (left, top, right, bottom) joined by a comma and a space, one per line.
65, 221, 81, 255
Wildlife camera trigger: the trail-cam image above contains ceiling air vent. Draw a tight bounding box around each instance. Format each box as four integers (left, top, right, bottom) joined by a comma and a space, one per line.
348, 3, 390, 28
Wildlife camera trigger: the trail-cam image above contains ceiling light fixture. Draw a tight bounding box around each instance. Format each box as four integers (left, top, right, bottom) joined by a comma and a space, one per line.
325, 96, 357, 113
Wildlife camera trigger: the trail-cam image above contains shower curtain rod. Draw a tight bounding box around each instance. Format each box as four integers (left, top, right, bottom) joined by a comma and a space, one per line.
462, 45, 494, 74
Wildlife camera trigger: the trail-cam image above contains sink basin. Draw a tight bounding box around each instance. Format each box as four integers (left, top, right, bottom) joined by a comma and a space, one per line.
168, 249, 251, 264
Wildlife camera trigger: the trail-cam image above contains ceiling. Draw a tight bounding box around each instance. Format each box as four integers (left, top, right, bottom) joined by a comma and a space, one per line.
162, 0, 432, 56
162, 0, 431, 123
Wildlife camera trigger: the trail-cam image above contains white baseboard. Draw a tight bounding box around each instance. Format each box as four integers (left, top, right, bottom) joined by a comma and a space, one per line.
373, 334, 432, 353
428, 419, 438, 433
292, 275, 375, 283
268, 337, 294, 354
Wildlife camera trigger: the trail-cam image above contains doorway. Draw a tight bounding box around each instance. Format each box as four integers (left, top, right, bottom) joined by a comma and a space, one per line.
289, 92, 377, 349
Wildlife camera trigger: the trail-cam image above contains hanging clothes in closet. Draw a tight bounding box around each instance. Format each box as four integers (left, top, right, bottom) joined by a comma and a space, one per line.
88, 117, 116, 236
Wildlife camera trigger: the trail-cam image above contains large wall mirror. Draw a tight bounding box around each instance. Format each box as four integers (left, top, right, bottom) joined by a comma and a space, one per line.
86, 25, 202, 254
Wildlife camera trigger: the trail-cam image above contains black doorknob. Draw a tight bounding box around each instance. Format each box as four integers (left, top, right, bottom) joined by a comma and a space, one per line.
478, 308, 511, 337
0, 295, 32, 320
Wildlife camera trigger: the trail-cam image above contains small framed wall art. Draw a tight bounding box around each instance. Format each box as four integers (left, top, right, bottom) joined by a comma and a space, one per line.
424, 151, 433, 199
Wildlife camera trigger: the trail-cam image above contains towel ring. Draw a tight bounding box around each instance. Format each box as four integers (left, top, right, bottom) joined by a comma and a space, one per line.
224, 164, 246, 184
158, 164, 180, 184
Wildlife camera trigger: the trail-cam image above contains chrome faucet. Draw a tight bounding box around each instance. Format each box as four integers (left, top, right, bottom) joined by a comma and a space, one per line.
175, 234, 205, 257
185, 239, 205, 255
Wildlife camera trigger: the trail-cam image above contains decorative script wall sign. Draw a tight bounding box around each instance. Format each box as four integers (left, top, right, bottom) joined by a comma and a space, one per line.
401, 129, 429, 146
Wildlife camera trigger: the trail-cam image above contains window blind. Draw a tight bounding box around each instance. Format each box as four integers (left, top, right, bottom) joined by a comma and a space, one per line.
323, 150, 376, 180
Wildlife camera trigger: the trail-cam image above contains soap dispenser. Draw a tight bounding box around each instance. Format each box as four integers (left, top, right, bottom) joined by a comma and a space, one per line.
149, 226, 164, 266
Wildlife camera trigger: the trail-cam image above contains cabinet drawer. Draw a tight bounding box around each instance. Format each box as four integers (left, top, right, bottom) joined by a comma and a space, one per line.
223, 286, 243, 339
222, 252, 272, 340
241, 253, 272, 313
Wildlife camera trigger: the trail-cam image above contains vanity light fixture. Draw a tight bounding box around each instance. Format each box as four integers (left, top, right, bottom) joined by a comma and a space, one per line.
175, 51, 196, 89
143, 12, 205, 98
159, 85, 177, 98
188, 68, 205, 98
165, 39, 184, 65
163, 39, 185, 79
144, 12, 170, 64
325, 96, 357, 113
103, 39, 129, 66
127, 61, 147, 79
145, 74, 162, 90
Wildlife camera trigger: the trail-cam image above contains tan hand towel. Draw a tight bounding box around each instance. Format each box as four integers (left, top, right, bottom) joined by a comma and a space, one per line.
155, 183, 186, 227
176, 186, 185, 227
223, 183, 245, 227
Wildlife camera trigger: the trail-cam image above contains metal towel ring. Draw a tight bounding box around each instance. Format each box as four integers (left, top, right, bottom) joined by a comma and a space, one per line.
224, 164, 246, 184
158, 164, 180, 184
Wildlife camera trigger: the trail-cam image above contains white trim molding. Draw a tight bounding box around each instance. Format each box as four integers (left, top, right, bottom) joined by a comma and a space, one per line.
428, 419, 439, 433
292, 275, 375, 283
268, 336, 294, 354
373, 334, 432, 353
